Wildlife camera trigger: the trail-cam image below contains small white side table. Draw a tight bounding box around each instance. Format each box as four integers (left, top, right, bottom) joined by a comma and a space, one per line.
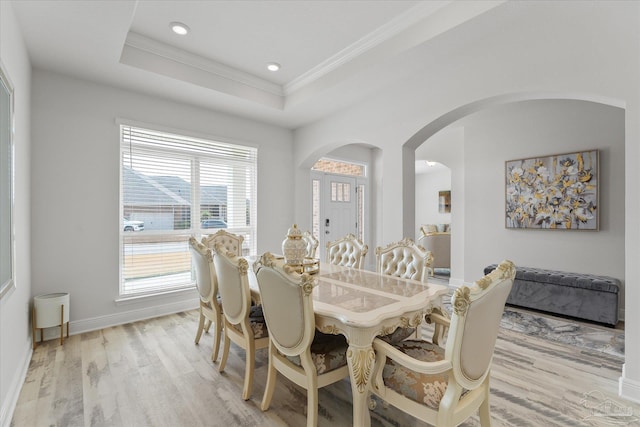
32, 292, 70, 349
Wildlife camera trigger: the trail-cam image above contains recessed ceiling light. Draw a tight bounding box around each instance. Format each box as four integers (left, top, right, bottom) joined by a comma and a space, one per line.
267, 62, 281, 72
170, 22, 190, 36
426, 161, 436, 167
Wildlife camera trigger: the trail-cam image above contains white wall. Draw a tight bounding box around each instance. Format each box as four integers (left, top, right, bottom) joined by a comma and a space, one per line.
30, 70, 293, 330
292, 1, 640, 402
463, 99, 624, 285
0, 2, 32, 425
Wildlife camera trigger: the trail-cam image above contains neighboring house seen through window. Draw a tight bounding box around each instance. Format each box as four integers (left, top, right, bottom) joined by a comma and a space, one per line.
120, 125, 257, 297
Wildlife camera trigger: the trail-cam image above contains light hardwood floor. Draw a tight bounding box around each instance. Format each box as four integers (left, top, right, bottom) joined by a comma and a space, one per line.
11, 309, 640, 427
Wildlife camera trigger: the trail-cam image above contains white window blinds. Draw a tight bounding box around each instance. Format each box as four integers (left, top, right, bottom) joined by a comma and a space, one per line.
120, 125, 257, 297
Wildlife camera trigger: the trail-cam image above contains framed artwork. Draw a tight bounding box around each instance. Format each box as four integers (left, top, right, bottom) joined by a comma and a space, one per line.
0, 63, 15, 299
439, 190, 451, 213
505, 149, 598, 230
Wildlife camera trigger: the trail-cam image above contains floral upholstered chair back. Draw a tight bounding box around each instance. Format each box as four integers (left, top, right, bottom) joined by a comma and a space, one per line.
375, 238, 433, 283
326, 233, 368, 269
202, 229, 244, 256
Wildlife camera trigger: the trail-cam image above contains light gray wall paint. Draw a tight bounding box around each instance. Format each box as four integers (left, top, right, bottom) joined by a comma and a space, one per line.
0, 1, 32, 423
462, 100, 625, 286
30, 69, 293, 325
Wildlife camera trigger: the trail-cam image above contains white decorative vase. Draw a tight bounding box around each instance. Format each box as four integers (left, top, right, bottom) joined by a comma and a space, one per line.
282, 224, 306, 265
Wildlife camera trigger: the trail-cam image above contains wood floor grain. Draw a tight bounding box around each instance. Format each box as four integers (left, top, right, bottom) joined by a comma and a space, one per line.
11, 309, 640, 427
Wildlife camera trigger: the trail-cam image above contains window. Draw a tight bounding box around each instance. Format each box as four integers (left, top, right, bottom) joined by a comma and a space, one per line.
120, 125, 257, 297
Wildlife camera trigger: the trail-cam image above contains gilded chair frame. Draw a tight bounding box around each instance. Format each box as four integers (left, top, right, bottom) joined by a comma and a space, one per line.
370, 260, 516, 426
254, 253, 349, 427
214, 243, 269, 400
188, 237, 223, 362
202, 229, 244, 256
375, 237, 433, 283
325, 233, 368, 269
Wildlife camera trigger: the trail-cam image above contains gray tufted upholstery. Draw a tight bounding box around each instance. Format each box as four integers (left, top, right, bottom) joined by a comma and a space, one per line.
326, 233, 368, 269
484, 264, 620, 326
376, 238, 433, 283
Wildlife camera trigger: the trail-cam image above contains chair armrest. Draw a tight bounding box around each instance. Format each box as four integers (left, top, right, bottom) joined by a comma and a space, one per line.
372, 338, 452, 375
425, 306, 450, 346
426, 311, 450, 328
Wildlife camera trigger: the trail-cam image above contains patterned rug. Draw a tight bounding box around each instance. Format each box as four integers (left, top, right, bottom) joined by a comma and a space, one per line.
435, 285, 625, 359
500, 307, 624, 358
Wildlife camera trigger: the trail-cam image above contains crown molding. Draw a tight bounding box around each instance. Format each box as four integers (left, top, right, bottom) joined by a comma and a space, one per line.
284, 1, 451, 95
123, 32, 284, 97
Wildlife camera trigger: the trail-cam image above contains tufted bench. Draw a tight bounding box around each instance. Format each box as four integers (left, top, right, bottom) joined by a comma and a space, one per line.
484, 265, 620, 326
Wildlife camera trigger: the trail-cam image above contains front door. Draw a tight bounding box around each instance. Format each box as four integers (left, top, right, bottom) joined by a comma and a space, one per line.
322, 175, 357, 251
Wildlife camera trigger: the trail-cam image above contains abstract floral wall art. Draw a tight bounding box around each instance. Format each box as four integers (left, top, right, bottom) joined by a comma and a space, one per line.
505, 150, 598, 230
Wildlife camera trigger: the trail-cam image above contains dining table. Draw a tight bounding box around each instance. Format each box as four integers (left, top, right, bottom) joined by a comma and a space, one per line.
248, 258, 449, 427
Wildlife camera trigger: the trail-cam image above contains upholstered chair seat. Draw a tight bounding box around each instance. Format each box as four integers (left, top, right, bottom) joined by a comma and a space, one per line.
284, 331, 348, 374
326, 233, 368, 269
230, 305, 269, 339
377, 326, 417, 344
380, 340, 470, 409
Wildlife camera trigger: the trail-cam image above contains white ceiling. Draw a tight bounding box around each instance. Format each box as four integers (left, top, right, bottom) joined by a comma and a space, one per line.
10, 0, 503, 128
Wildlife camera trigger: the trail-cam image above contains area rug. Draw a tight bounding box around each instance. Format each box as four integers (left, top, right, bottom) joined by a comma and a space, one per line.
437, 291, 624, 359
500, 307, 624, 358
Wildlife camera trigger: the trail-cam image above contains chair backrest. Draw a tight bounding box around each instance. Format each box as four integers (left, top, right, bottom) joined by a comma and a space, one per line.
326, 233, 368, 269
213, 243, 251, 325
445, 260, 515, 390
419, 233, 451, 269
302, 231, 319, 259
202, 229, 244, 256
254, 252, 316, 356
188, 236, 216, 303
375, 238, 433, 282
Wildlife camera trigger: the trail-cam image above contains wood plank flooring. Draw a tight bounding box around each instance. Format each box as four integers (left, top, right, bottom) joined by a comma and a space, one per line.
11, 309, 640, 427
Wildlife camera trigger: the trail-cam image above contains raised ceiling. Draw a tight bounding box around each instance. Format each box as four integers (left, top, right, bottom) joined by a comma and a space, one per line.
10, 0, 503, 128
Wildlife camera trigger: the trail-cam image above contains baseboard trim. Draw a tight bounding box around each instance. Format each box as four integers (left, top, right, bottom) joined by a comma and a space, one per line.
619, 364, 640, 404
0, 339, 32, 427
40, 297, 199, 340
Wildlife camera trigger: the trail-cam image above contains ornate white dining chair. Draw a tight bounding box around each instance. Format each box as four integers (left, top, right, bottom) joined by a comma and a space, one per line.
202, 229, 244, 256
370, 260, 516, 426
254, 252, 350, 427
325, 233, 368, 269
375, 238, 433, 283
302, 231, 319, 259
214, 243, 269, 400
188, 237, 223, 362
